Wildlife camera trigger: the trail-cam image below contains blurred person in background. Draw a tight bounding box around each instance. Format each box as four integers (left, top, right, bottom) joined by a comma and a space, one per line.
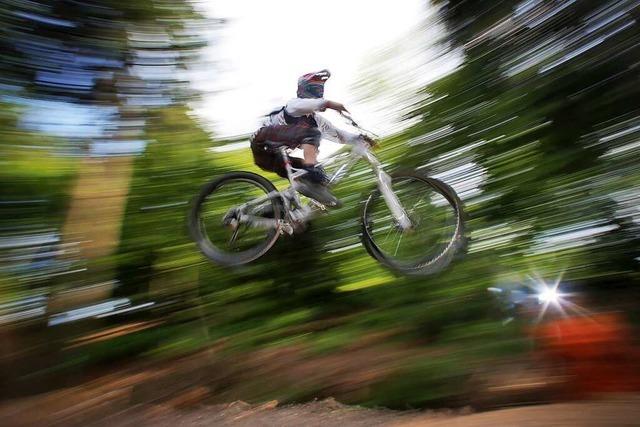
250, 69, 363, 205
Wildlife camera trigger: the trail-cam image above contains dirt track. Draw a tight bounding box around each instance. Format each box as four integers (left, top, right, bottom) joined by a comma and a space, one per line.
3, 353, 640, 426
12, 395, 634, 427
3, 345, 639, 426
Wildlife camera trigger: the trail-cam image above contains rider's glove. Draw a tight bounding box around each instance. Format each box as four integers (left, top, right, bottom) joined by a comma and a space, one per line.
362, 134, 377, 149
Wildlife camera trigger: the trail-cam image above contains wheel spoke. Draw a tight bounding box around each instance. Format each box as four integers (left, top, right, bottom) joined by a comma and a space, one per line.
382, 223, 396, 244
228, 224, 242, 247
409, 196, 426, 215
393, 231, 404, 257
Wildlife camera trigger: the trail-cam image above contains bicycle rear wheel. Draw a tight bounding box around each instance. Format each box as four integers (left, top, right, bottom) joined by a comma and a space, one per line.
189, 171, 282, 266
361, 172, 465, 275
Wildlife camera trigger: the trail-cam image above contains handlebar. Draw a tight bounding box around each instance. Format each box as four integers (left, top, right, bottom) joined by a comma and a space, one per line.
339, 110, 379, 139
339, 110, 360, 128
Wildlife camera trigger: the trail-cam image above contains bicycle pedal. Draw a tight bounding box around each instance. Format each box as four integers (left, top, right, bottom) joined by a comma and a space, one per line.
309, 199, 328, 211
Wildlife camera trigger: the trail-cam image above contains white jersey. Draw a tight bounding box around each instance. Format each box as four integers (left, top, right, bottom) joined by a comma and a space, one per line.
262, 98, 360, 144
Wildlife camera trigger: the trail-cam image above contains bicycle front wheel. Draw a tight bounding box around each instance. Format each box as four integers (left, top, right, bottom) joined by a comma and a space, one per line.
361, 172, 465, 275
189, 171, 282, 267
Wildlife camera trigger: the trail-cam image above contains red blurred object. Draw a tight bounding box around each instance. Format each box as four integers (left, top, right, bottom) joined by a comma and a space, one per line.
535, 314, 640, 397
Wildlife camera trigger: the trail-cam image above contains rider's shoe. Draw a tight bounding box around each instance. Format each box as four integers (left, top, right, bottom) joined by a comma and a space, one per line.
295, 165, 341, 207
301, 165, 330, 184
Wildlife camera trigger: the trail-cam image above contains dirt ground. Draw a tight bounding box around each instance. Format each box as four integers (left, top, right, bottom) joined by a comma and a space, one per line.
107, 396, 640, 427
3, 394, 640, 427
2, 338, 640, 426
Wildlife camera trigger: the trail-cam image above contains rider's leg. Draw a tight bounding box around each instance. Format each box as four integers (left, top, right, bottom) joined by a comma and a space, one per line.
250, 125, 337, 205
302, 143, 319, 166
252, 125, 325, 178
296, 138, 339, 205
296, 129, 330, 183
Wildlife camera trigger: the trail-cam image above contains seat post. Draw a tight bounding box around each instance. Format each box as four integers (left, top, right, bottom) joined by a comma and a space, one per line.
279, 146, 295, 184
278, 146, 304, 209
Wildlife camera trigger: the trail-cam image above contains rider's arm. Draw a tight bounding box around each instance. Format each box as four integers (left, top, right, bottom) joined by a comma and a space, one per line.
314, 115, 361, 144
285, 99, 348, 116
285, 98, 327, 116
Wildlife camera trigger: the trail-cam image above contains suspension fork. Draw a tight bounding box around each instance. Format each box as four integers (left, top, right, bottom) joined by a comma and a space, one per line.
365, 151, 412, 230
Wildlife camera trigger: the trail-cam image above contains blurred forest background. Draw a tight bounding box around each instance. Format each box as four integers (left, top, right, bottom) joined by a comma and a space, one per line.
1, 0, 640, 410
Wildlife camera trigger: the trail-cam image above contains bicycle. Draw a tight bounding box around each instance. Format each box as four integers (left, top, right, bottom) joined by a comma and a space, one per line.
189, 113, 466, 276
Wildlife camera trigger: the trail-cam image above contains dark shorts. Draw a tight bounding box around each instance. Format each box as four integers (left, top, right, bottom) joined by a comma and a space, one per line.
250, 125, 321, 178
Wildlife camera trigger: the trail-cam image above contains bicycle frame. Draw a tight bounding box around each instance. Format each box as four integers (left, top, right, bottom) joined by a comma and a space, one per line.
233, 139, 412, 233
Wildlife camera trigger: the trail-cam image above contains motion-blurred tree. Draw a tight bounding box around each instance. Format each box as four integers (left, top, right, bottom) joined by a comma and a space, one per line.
394, 0, 640, 290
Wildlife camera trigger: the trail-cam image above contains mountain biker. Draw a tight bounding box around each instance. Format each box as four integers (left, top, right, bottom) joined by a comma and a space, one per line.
250, 69, 362, 206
